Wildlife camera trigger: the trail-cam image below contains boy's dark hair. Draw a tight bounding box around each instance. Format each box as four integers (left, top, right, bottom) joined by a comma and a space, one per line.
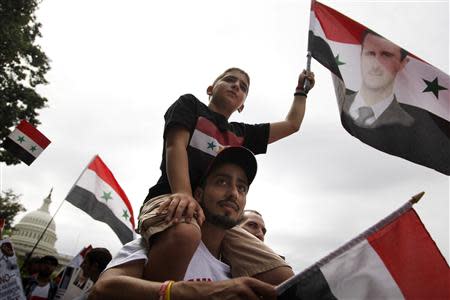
212, 67, 250, 89
40, 255, 58, 266
361, 29, 408, 61
85, 248, 112, 272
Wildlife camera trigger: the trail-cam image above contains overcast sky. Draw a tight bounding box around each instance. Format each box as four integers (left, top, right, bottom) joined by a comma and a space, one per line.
2, 0, 448, 272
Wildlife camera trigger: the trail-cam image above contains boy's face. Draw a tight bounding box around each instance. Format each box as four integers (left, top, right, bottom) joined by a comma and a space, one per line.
208, 70, 249, 113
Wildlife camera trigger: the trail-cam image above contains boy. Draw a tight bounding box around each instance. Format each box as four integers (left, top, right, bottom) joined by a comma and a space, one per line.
139, 68, 315, 283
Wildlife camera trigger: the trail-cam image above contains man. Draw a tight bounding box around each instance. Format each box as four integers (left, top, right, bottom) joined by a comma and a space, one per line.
343, 30, 414, 128
89, 147, 282, 300
24, 255, 59, 300
239, 210, 266, 242
73, 248, 112, 300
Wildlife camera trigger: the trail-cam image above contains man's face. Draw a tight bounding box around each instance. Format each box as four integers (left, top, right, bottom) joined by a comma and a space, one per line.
360, 34, 407, 91
208, 70, 249, 113
39, 260, 57, 277
197, 163, 248, 229
240, 212, 266, 242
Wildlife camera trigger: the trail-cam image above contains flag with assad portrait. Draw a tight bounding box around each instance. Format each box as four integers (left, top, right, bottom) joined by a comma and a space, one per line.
308, 0, 450, 175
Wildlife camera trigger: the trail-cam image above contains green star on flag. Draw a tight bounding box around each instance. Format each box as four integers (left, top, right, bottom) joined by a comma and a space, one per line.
422, 77, 447, 99
101, 191, 112, 202
17, 136, 25, 143
207, 141, 216, 150
30, 146, 37, 152
335, 54, 345, 66
122, 209, 129, 220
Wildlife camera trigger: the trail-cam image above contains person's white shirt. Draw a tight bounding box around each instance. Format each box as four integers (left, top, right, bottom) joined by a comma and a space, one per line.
29, 282, 50, 300
105, 237, 230, 282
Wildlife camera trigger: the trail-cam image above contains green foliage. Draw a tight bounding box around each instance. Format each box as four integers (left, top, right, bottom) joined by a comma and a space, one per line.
0, 189, 26, 230
0, 0, 50, 164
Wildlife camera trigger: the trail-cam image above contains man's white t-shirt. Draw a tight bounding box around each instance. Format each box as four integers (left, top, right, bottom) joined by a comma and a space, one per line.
29, 283, 50, 300
105, 237, 230, 281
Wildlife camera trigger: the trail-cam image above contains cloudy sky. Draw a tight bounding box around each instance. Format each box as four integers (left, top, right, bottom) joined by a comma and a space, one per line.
2, 0, 448, 272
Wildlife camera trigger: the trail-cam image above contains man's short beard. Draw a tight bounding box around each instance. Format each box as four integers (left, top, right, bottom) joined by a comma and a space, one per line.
200, 195, 239, 229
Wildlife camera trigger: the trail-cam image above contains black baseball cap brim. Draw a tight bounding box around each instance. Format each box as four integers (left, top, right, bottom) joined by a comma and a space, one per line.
201, 147, 257, 185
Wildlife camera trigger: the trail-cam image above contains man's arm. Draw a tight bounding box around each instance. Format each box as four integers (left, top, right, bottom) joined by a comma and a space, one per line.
90, 261, 277, 300
268, 70, 315, 144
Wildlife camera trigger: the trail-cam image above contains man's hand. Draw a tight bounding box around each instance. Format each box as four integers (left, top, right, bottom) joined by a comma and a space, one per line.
157, 193, 205, 226
173, 277, 277, 300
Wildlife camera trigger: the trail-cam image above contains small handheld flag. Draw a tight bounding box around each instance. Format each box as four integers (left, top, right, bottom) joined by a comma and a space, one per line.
66, 155, 135, 244
2, 120, 51, 165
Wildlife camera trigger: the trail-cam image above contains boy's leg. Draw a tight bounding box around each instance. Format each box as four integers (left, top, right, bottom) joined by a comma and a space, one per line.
222, 226, 293, 285
138, 195, 201, 281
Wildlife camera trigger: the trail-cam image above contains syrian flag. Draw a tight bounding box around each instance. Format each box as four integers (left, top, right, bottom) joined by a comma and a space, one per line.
2, 120, 51, 165
308, 0, 450, 175
277, 193, 449, 300
66, 155, 135, 244
190, 117, 244, 156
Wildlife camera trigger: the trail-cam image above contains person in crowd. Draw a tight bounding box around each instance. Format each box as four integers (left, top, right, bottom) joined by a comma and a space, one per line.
73, 247, 112, 300
239, 209, 267, 242
23, 255, 59, 300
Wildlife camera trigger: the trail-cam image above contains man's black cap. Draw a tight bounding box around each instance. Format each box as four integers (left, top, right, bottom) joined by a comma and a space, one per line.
202, 146, 257, 185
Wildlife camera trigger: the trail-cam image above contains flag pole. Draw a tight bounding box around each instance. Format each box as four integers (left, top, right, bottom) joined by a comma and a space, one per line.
20, 191, 66, 272
410, 191, 425, 204
303, 51, 312, 93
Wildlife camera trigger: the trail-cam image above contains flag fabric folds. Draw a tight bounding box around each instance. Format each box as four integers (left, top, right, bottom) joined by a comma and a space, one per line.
308, 0, 450, 175
2, 120, 51, 165
277, 199, 449, 300
66, 155, 135, 244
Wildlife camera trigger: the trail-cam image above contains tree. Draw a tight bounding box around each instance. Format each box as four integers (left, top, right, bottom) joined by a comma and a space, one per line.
0, 0, 50, 165
0, 189, 26, 231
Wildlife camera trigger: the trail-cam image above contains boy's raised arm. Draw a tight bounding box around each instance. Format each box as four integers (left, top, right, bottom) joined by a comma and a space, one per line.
268, 70, 315, 144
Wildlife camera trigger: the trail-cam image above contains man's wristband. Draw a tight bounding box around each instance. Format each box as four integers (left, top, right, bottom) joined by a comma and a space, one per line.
159, 280, 175, 300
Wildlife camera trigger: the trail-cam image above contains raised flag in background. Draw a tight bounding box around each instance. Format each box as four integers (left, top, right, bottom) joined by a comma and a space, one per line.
66, 155, 135, 244
277, 196, 449, 299
308, 0, 450, 175
2, 120, 51, 165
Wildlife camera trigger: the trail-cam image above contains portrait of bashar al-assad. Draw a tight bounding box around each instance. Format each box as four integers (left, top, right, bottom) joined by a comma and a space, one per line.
340, 29, 414, 129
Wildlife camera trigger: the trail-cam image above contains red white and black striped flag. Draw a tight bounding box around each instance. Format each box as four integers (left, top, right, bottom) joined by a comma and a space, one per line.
65, 155, 135, 244
277, 195, 449, 299
308, 0, 450, 175
2, 120, 51, 165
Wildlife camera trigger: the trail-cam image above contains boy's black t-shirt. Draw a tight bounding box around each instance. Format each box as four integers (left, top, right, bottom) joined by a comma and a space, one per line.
145, 94, 270, 202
